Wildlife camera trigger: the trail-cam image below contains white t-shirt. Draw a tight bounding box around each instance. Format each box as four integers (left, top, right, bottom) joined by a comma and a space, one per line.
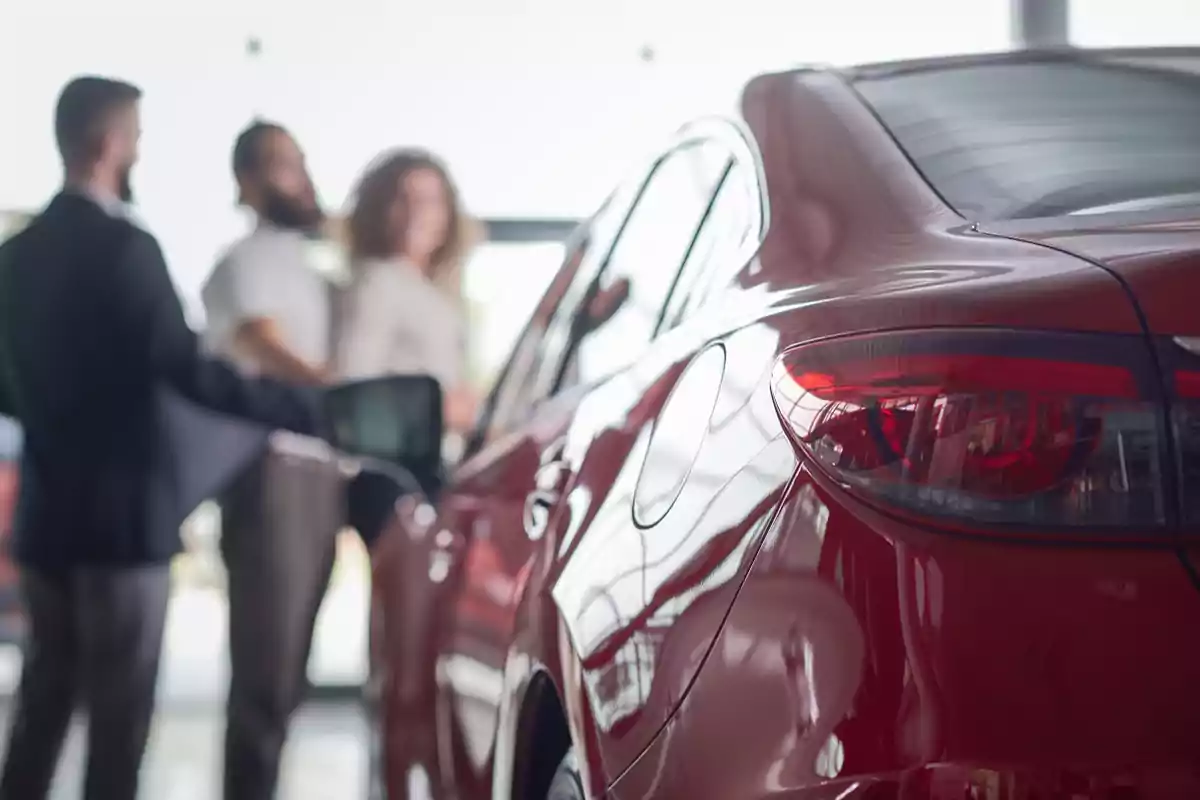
201, 225, 332, 375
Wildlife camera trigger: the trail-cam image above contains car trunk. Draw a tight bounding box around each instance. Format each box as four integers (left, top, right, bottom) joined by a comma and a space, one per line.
985, 212, 1200, 338
985, 210, 1200, 530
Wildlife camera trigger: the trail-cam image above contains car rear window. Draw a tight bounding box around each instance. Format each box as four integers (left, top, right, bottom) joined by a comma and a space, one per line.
853, 55, 1200, 220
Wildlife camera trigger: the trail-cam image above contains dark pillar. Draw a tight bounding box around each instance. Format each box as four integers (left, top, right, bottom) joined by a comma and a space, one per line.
1012, 0, 1070, 48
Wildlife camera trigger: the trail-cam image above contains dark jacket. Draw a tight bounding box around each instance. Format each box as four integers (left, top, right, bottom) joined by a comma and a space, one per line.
0, 192, 322, 568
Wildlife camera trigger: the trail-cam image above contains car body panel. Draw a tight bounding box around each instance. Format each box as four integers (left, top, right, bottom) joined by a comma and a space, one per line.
548, 318, 796, 783
436, 387, 590, 796
608, 465, 1200, 799
731, 70, 1143, 337
371, 384, 590, 798
982, 209, 1200, 338
543, 80, 1151, 781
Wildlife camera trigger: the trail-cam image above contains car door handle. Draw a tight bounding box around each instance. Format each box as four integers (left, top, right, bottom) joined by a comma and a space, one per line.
522, 488, 558, 540
524, 437, 571, 540
524, 457, 571, 540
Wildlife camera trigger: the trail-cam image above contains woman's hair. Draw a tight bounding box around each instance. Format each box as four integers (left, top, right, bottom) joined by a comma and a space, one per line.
346, 148, 476, 293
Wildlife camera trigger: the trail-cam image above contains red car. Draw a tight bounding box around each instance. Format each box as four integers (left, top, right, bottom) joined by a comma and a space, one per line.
370, 47, 1200, 800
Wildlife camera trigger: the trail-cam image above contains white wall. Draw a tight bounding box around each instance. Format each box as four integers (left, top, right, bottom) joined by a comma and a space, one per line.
0, 0, 1012, 311
1070, 0, 1200, 47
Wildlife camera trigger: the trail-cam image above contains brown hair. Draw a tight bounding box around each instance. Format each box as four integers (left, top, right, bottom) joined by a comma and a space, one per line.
346, 148, 476, 295
54, 75, 141, 167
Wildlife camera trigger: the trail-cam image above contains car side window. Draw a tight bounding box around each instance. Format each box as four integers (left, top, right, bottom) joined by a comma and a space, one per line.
477, 233, 597, 442
559, 142, 729, 390
661, 158, 759, 330
469, 180, 642, 449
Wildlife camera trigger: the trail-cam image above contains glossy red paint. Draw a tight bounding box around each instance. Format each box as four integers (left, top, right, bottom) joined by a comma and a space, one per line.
370, 50, 1200, 800
985, 212, 1200, 337
609, 467, 1200, 799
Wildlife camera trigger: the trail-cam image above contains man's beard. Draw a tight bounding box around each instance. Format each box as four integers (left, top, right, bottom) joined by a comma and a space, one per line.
260, 188, 325, 234
117, 166, 134, 205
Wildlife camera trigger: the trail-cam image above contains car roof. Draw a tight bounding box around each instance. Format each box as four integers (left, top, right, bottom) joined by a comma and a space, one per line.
834, 45, 1200, 82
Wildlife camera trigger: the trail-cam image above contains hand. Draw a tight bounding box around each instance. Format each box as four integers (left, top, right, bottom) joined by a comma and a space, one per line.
309, 365, 337, 386
444, 385, 480, 433
235, 319, 332, 386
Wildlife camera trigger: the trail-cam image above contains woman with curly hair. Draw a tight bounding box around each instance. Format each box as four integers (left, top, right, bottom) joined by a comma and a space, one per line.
337, 148, 480, 434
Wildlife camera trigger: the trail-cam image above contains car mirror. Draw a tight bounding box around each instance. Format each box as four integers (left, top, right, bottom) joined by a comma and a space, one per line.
324, 375, 444, 488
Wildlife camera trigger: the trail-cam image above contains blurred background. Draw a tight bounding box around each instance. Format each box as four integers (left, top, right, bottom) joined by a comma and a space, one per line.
0, 0, 1197, 795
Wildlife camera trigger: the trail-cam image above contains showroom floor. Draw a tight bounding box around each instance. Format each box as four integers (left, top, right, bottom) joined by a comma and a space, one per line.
0, 531, 384, 799
0, 702, 368, 800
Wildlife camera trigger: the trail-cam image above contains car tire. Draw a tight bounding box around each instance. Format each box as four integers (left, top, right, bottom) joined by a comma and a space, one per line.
546, 749, 585, 800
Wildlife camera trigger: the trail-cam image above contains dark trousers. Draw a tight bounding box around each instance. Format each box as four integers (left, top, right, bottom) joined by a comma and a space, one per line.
0, 564, 170, 800
220, 451, 340, 800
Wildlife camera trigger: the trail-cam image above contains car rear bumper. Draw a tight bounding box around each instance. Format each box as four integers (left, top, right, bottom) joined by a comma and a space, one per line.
722, 764, 1200, 799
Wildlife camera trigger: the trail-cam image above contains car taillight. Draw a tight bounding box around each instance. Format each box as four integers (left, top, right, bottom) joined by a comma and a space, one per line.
770, 330, 1166, 531
1169, 362, 1200, 526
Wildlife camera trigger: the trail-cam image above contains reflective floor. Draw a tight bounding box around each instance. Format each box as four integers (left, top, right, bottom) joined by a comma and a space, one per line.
0, 703, 369, 800
0, 532, 380, 800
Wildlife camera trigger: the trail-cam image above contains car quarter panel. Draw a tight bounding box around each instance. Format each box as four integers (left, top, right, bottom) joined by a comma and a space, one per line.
548, 315, 801, 790
609, 464, 1200, 799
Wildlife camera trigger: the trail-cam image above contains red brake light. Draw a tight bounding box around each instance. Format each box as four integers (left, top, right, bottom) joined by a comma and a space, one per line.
1170, 367, 1200, 524
1174, 369, 1200, 400
771, 331, 1165, 531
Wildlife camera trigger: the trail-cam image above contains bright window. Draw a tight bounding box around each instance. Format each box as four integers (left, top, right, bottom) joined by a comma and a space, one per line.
1070, 0, 1200, 47
462, 241, 566, 390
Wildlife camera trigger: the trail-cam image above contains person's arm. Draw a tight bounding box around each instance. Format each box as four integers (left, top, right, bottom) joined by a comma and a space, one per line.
233, 318, 329, 385
113, 228, 323, 435
214, 243, 329, 385
443, 385, 480, 433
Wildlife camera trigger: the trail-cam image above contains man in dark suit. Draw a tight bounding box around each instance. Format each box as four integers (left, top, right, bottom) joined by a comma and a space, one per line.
0, 76, 326, 800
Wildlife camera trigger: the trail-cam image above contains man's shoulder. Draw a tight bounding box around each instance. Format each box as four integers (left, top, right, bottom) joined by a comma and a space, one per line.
97, 216, 164, 277
0, 229, 20, 259
205, 234, 262, 291
204, 229, 315, 311
4, 201, 151, 263
0, 224, 44, 269
215, 231, 259, 264
48, 192, 132, 229
67, 196, 157, 246
218, 228, 310, 272
115, 217, 160, 249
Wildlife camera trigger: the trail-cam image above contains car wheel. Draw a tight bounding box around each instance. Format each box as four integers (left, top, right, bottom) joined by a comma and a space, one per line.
546, 749, 585, 800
